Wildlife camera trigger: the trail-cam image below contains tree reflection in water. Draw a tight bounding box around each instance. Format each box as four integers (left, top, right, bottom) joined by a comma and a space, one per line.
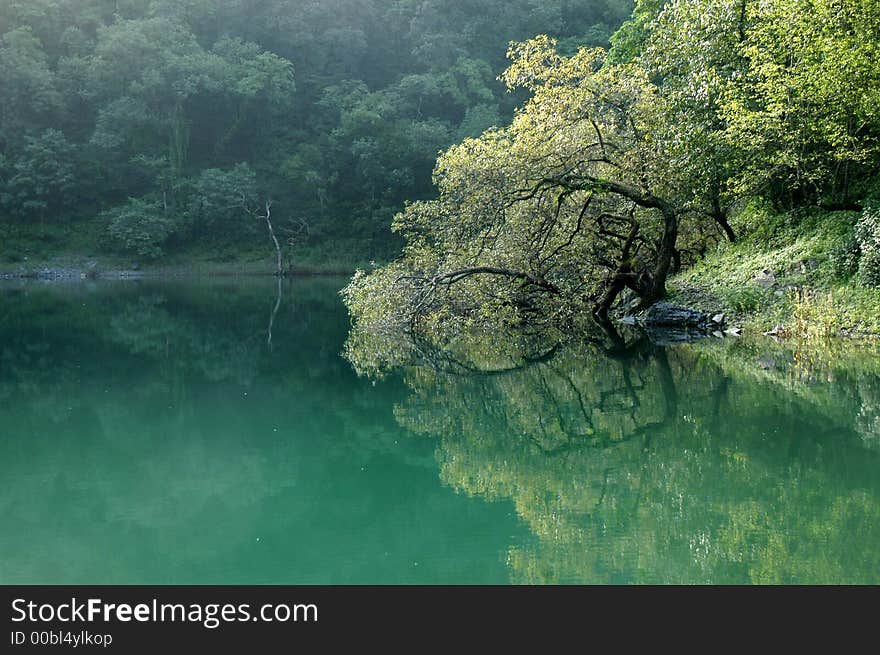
346, 321, 880, 584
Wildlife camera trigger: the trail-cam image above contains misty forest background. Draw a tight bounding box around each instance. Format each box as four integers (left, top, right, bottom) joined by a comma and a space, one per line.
0, 0, 636, 266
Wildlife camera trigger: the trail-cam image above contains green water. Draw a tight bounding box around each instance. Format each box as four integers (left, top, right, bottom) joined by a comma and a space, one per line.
1, 278, 878, 584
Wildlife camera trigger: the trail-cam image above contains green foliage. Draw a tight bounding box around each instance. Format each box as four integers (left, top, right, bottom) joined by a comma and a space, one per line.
829, 234, 861, 280
345, 29, 747, 337
722, 286, 764, 313
0, 26, 61, 136
855, 204, 880, 286
346, 0, 880, 341
670, 204, 880, 336
0, 0, 634, 262
1, 0, 877, 283
1, 129, 77, 218
188, 163, 258, 234
211, 37, 295, 104
720, 0, 880, 205
105, 197, 179, 259
789, 288, 839, 340
825, 204, 880, 286
608, 0, 666, 62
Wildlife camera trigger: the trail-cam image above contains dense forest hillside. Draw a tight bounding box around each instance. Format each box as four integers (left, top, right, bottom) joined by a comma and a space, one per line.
3, 0, 879, 337
0, 0, 632, 266
344, 0, 880, 341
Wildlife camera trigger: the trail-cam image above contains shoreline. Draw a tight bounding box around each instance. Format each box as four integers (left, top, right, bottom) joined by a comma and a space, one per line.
0, 263, 358, 281
5, 256, 877, 344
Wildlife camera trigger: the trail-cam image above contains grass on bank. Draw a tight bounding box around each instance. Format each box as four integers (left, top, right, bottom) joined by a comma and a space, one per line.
669, 204, 880, 338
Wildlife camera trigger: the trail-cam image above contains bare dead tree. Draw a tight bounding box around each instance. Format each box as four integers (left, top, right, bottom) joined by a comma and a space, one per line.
260, 200, 283, 277
231, 198, 308, 348
241, 197, 304, 278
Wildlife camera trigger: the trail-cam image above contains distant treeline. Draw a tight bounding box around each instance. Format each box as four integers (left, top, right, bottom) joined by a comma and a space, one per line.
0, 0, 632, 260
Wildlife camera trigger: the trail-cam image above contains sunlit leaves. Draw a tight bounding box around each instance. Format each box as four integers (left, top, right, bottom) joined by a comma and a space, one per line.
344, 36, 693, 338
718, 0, 880, 201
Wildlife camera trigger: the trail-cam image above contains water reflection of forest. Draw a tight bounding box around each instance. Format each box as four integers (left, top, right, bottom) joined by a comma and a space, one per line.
3, 282, 878, 583
350, 325, 880, 583
0, 280, 451, 584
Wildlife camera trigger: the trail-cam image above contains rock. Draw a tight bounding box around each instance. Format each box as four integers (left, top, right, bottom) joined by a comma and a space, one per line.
640, 302, 709, 329
712, 330, 725, 338
754, 268, 777, 289
725, 327, 743, 337
711, 312, 726, 325
631, 302, 714, 344
763, 324, 786, 338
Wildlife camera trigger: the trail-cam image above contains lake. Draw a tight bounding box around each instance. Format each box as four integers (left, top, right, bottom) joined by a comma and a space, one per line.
1, 277, 878, 584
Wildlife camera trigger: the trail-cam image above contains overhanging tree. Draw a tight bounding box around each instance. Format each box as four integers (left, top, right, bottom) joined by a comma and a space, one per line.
344, 36, 721, 335
344, 0, 880, 340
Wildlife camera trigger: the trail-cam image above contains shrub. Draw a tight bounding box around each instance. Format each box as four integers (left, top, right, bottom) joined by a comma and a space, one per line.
789, 288, 839, 340
104, 197, 179, 259
188, 164, 259, 235
830, 234, 861, 279
723, 286, 764, 312
856, 204, 880, 286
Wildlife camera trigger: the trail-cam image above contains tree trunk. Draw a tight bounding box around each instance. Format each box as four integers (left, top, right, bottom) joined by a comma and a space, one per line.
267, 276, 282, 348
645, 208, 679, 305
593, 267, 639, 323
592, 208, 678, 321
713, 212, 737, 243
263, 201, 283, 277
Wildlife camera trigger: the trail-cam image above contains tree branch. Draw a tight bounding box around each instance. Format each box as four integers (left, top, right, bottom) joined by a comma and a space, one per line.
430, 266, 561, 294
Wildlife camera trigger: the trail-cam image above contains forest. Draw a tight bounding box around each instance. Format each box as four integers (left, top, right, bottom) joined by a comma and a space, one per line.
1, 0, 879, 336
0, 0, 631, 266
343, 0, 880, 343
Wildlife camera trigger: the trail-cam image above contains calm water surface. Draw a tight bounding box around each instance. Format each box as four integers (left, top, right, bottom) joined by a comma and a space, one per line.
1, 278, 878, 584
